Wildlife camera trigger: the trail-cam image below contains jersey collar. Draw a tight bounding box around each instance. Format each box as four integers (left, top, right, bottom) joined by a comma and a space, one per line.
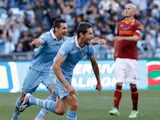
122, 18, 135, 24
75, 36, 81, 48
50, 28, 57, 40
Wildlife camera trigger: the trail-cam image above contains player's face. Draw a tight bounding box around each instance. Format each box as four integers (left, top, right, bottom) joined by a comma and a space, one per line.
124, 5, 135, 17
58, 23, 68, 38
83, 28, 94, 45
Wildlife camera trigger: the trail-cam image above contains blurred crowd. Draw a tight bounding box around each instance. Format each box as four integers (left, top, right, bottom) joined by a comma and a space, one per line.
0, 0, 160, 60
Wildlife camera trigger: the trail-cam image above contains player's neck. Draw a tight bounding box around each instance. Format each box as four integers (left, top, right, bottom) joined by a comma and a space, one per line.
124, 16, 134, 23
55, 34, 62, 41
77, 39, 85, 48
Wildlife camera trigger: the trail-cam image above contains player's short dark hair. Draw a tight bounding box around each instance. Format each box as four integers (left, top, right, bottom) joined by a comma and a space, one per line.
77, 22, 92, 37
53, 18, 66, 28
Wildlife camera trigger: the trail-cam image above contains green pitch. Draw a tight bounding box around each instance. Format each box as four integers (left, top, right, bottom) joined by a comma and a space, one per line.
0, 90, 159, 120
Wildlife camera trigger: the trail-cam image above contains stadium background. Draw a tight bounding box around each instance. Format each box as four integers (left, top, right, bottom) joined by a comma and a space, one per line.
0, 0, 160, 92
0, 0, 160, 120
0, 0, 160, 60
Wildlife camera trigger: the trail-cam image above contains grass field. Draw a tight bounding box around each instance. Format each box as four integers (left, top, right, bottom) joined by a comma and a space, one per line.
0, 90, 159, 120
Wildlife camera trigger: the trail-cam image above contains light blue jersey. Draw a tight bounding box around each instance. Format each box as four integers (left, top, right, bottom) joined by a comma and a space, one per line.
58, 38, 94, 83
52, 37, 94, 99
30, 29, 71, 72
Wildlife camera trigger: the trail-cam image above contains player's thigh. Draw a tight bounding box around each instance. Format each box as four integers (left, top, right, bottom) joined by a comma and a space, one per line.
51, 73, 69, 99
115, 58, 126, 82
125, 59, 138, 84
42, 74, 53, 93
22, 67, 44, 93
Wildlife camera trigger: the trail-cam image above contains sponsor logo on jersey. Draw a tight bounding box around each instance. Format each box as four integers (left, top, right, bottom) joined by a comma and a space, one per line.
119, 30, 134, 35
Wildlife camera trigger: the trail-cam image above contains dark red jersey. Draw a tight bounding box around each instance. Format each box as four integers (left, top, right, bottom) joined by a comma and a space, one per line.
116, 19, 142, 60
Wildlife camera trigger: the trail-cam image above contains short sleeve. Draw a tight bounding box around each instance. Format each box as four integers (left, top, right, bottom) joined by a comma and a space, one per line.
39, 32, 50, 44
134, 21, 142, 37
57, 40, 72, 60
86, 45, 94, 58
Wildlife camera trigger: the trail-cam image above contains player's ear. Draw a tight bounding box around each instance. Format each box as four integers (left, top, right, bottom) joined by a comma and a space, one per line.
79, 32, 84, 38
54, 27, 58, 32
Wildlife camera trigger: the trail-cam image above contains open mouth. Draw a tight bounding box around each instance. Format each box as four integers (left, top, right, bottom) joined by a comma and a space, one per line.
64, 32, 68, 36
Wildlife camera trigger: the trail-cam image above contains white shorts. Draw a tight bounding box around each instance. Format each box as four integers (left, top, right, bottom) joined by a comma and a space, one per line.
115, 58, 139, 84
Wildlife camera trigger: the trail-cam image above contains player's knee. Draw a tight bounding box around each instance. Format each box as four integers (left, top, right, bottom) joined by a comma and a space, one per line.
70, 101, 78, 111
55, 109, 65, 115
130, 84, 138, 92
116, 82, 123, 87
130, 84, 137, 89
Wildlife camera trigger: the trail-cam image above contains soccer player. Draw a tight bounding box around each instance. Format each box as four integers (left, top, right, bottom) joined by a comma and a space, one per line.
109, 3, 142, 118
19, 22, 102, 120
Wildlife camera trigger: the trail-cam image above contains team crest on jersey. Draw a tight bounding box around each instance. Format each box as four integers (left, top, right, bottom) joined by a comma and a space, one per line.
120, 24, 123, 27
60, 50, 65, 56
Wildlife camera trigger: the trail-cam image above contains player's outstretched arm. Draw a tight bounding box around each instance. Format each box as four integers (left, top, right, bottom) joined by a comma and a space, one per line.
91, 38, 106, 45
114, 35, 141, 42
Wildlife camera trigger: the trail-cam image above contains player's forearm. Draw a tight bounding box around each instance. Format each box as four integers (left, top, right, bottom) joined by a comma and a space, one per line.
91, 38, 106, 45
92, 62, 101, 84
113, 40, 118, 59
53, 64, 70, 87
120, 35, 141, 41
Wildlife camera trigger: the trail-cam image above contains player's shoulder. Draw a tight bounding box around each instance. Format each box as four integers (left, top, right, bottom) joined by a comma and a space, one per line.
63, 37, 74, 44
134, 20, 143, 30
134, 20, 141, 25
39, 31, 50, 39
117, 20, 124, 27
117, 21, 121, 25
63, 36, 76, 48
42, 31, 50, 36
63, 36, 76, 41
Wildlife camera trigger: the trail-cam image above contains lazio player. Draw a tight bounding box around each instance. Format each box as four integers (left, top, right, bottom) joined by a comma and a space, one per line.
19, 22, 102, 120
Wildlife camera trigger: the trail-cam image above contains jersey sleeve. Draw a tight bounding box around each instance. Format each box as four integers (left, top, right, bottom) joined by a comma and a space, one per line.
57, 40, 72, 60
39, 32, 50, 44
134, 21, 142, 38
87, 45, 94, 58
